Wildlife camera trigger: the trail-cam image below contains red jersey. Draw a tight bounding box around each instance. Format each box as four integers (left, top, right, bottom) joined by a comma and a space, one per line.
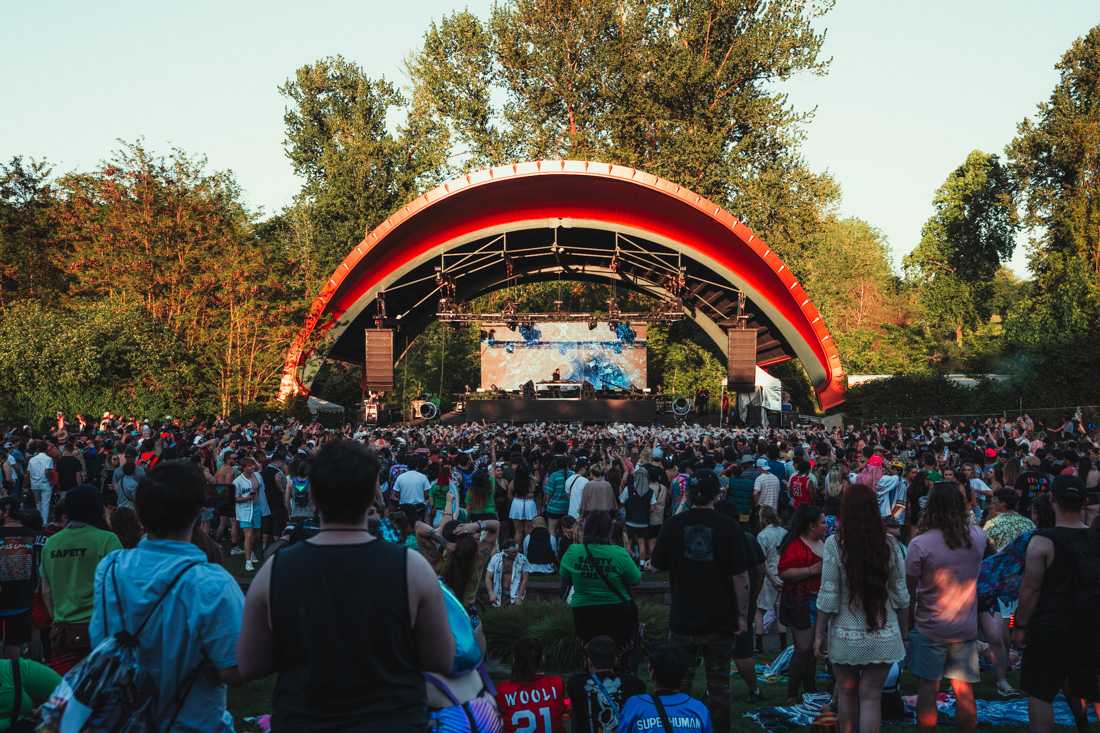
788, 473, 813, 508
496, 674, 568, 733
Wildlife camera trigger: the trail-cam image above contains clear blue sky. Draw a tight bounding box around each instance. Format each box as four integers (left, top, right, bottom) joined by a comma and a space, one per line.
4, 0, 1098, 276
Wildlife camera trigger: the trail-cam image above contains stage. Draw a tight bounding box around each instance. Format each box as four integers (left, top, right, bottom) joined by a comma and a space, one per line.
465, 398, 657, 423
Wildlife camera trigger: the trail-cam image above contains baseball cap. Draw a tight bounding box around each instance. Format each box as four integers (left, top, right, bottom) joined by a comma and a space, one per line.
984, 448, 998, 459
739, 454, 756, 465
867, 455, 883, 467
756, 458, 770, 471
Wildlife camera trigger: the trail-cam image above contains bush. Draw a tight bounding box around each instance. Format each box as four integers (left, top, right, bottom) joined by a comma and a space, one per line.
482, 600, 669, 673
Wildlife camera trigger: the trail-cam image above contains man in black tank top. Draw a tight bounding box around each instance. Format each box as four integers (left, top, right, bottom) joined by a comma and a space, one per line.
1014, 476, 1100, 733
237, 440, 454, 732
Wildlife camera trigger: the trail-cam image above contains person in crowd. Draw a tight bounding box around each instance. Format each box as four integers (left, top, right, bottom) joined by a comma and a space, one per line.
983, 489, 1036, 552
875, 460, 904, 518
815, 483, 910, 733
441, 531, 483, 608
27, 441, 56, 525
580, 463, 617, 519
90, 460, 245, 731
566, 458, 590, 520
466, 467, 497, 523
652, 470, 749, 731
429, 462, 457, 528
211, 452, 237, 549
906, 483, 987, 733
261, 450, 289, 542
56, 443, 83, 494
621, 462, 655, 569
487, 540, 531, 607
1014, 475, 1100, 733
777, 504, 825, 705
233, 457, 264, 572
285, 459, 314, 524
787, 459, 815, 511
560, 511, 641, 650
726, 455, 757, 525
395, 454, 432, 521
509, 465, 538, 549
753, 457, 780, 518
107, 505, 142, 549
616, 642, 712, 733
0, 496, 42, 660
496, 638, 567, 733
567, 634, 645, 733
523, 516, 558, 574
40, 485, 121, 674
544, 456, 572, 536
237, 439, 454, 732
754, 505, 787, 655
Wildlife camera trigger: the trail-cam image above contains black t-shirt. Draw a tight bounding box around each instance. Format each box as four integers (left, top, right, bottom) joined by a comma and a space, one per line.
57, 455, 82, 491
651, 507, 750, 635
566, 671, 645, 733
0, 526, 44, 612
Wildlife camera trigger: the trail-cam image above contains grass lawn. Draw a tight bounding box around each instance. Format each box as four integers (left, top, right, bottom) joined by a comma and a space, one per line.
227, 646, 1079, 732
222, 555, 1069, 731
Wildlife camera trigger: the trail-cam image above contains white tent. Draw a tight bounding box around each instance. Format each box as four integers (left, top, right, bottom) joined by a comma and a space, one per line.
307, 396, 345, 415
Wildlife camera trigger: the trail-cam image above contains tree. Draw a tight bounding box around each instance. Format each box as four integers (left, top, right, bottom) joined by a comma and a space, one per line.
0, 299, 194, 427
408, 0, 839, 270
52, 143, 304, 414
0, 157, 65, 304
280, 56, 449, 282
905, 150, 1017, 347
1007, 25, 1100, 348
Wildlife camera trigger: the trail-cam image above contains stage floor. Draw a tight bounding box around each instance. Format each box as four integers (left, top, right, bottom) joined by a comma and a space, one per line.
465, 398, 657, 423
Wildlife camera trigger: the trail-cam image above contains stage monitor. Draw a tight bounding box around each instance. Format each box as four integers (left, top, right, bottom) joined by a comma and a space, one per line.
480, 321, 647, 391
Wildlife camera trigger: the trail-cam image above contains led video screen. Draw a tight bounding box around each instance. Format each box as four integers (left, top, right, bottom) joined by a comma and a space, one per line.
480, 322, 647, 391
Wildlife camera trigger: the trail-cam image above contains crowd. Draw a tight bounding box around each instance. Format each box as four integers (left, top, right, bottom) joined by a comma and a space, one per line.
0, 409, 1095, 731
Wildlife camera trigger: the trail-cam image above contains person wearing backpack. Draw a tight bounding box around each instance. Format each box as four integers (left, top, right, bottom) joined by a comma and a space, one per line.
616, 643, 711, 733
1014, 475, 1100, 733
284, 460, 314, 523
88, 460, 245, 732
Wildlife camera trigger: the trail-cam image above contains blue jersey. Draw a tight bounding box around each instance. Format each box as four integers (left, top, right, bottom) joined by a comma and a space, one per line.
618, 693, 711, 732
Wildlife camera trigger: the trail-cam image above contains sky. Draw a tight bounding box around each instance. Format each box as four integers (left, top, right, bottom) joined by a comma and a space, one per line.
4, 1, 1098, 277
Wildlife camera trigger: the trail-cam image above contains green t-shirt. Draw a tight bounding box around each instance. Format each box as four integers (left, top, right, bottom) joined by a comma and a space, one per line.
0, 658, 60, 731
429, 482, 450, 511
41, 524, 122, 623
559, 543, 641, 608
466, 474, 497, 517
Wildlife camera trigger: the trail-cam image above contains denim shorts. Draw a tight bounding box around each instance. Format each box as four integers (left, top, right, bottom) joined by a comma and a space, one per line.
907, 629, 979, 683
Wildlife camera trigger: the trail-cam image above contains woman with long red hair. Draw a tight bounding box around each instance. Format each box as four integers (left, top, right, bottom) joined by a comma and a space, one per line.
815, 483, 910, 733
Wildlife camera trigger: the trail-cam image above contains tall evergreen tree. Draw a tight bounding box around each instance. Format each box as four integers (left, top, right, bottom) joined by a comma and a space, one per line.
1007, 25, 1100, 348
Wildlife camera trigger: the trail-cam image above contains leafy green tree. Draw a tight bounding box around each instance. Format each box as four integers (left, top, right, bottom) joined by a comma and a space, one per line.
905, 150, 1017, 347
409, 0, 839, 269
281, 56, 449, 281
0, 299, 195, 426
1007, 25, 1100, 348
53, 143, 304, 415
0, 157, 65, 304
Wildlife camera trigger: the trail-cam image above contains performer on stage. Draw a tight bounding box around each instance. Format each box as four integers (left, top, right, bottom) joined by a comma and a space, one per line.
552, 367, 561, 381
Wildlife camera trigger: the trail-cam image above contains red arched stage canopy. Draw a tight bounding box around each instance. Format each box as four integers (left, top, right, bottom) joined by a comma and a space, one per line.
280, 160, 847, 409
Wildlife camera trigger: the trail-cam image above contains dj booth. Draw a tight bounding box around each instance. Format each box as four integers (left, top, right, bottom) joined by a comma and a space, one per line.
466, 398, 657, 423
